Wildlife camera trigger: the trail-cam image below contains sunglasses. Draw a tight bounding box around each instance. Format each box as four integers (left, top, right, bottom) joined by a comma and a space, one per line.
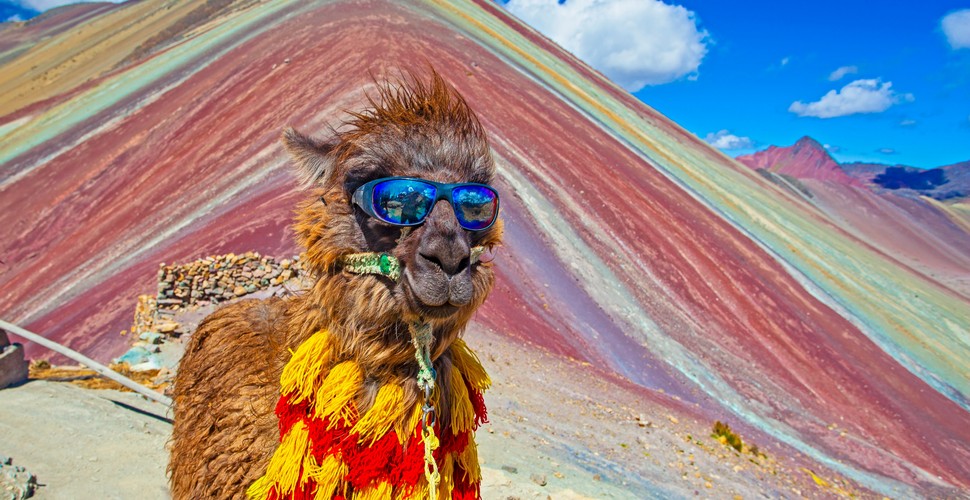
352, 177, 500, 231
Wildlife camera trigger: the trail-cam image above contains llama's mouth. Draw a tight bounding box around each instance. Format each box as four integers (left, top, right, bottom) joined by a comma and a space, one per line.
415, 301, 460, 319
401, 269, 465, 319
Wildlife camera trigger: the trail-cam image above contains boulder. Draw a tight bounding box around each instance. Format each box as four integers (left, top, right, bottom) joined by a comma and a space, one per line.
0, 331, 29, 390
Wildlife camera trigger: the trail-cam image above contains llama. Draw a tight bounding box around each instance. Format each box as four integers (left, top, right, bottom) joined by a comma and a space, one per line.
168, 72, 502, 499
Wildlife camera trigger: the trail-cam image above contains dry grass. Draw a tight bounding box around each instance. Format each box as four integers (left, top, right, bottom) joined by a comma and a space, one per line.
28, 360, 170, 394
712, 420, 765, 458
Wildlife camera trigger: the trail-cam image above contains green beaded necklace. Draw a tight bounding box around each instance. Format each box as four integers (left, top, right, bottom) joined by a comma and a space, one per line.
338, 246, 489, 281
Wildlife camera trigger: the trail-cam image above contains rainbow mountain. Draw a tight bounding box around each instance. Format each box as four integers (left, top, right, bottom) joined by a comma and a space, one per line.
1, 0, 969, 496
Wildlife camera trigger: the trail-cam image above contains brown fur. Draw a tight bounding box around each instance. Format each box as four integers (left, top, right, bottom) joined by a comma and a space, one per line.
169, 71, 502, 499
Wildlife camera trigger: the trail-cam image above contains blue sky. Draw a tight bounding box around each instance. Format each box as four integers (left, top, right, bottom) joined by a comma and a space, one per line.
503, 0, 970, 168
0, 2, 39, 22
3, 1, 968, 167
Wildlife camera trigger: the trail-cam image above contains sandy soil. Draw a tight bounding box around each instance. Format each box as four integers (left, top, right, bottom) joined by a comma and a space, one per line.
0, 380, 171, 499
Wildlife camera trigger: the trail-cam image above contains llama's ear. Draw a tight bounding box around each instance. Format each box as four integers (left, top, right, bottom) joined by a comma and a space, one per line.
282, 127, 338, 189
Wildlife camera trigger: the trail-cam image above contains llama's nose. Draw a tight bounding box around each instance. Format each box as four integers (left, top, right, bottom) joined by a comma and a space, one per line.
417, 200, 470, 277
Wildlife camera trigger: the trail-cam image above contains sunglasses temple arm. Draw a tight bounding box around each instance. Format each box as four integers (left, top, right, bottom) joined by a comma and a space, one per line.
352, 187, 365, 210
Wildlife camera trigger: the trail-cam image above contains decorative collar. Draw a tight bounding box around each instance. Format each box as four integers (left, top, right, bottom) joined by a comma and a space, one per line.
338, 246, 491, 281
247, 330, 490, 500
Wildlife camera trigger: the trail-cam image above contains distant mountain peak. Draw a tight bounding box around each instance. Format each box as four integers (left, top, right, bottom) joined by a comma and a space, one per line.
793, 135, 825, 151
736, 136, 858, 186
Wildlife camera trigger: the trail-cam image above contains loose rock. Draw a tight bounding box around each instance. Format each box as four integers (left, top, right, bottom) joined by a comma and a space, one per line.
0, 455, 36, 500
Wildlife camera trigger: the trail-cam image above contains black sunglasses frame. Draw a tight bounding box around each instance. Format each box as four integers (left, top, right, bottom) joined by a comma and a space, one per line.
352, 176, 500, 231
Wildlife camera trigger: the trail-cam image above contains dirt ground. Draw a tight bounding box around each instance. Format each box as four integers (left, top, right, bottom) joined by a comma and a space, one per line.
0, 318, 866, 499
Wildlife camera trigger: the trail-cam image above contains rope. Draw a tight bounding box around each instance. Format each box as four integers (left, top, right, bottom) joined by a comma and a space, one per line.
0, 318, 172, 407
410, 320, 439, 498
411, 321, 436, 393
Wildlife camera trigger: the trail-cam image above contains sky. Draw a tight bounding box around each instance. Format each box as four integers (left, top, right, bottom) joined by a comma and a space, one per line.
2, 0, 968, 168
502, 0, 970, 168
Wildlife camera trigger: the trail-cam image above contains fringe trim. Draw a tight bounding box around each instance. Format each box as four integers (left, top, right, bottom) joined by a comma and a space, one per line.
352, 384, 405, 444
249, 330, 489, 500
314, 361, 363, 424
280, 332, 334, 403
451, 339, 491, 391
308, 454, 347, 500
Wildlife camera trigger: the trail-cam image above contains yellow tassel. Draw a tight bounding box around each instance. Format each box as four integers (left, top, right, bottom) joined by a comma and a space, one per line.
279, 331, 333, 403
308, 454, 348, 500
352, 480, 393, 500
246, 474, 272, 500
314, 361, 363, 423
263, 421, 312, 496
395, 404, 423, 445
437, 454, 454, 499
450, 339, 491, 391
448, 365, 475, 433
456, 432, 481, 484
352, 383, 406, 444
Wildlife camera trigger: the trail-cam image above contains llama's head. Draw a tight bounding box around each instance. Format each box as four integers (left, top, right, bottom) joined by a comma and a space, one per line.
286, 72, 502, 359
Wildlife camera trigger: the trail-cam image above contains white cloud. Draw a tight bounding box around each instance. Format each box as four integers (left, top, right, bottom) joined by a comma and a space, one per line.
789, 79, 914, 119
877, 148, 896, 155
828, 65, 858, 81
504, 0, 710, 90
942, 9, 970, 49
900, 119, 916, 126
704, 130, 753, 150
4, 14, 24, 22
780, 57, 790, 66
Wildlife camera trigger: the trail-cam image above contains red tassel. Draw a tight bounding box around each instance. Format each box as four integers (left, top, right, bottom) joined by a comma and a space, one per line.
464, 378, 488, 427
343, 429, 402, 489
291, 479, 315, 500
451, 463, 480, 500
438, 427, 469, 457
305, 415, 353, 462
390, 429, 426, 490
276, 394, 311, 440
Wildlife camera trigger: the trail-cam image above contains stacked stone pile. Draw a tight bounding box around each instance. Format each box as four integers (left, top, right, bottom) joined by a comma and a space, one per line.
116, 252, 304, 374
155, 251, 302, 310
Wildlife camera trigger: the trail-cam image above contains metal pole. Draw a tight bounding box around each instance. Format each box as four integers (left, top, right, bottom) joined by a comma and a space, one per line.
0, 318, 172, 407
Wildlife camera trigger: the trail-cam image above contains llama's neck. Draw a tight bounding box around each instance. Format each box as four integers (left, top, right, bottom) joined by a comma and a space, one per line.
287, 283, 469, 371
283, 292, 470, 421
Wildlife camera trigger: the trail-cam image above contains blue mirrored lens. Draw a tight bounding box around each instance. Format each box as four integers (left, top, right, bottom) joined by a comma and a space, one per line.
372, 179, 436, 225
452, 185, 498, 230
